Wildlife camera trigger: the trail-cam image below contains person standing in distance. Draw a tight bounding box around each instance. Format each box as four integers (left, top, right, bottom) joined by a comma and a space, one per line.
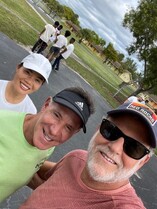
31, 21, 59, 53
46, 30, 71, 62
52, 37, 75, 71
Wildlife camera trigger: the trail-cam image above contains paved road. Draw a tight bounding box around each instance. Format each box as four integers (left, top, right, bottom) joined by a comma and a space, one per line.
0, 33, 157, 209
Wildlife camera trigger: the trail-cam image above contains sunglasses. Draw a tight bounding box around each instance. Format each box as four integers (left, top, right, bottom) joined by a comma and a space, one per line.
100, 119, 150, 160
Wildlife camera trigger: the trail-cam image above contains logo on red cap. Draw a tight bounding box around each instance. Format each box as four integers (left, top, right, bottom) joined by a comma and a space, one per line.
127, 102, 157, 126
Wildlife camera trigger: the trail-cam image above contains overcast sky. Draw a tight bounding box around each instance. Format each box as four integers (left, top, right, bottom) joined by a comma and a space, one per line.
57, 0, 142, 70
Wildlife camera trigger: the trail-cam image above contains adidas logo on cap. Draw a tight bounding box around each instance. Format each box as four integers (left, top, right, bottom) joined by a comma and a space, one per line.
75, 101, 84, 111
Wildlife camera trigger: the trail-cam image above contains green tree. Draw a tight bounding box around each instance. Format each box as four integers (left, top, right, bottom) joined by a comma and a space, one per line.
117, 53, 124, 62
80, 28, 93, 42
99, 38, 106, 47
103, 43, 118, 62
123, 0, 157, 95
142, 47, 157, 94
43, 0, 63, 16
42, 0, 79, 25
62, 6, 80, 25
90, 31, 99, 44
79, 28, 106, 46
91, 33, 106, 46
122, 57, 138, 80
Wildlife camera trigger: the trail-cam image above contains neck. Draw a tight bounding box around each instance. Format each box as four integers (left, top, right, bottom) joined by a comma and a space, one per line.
23, 114, 37, 146
81, 166, 129, 191
5, 81, 26, 103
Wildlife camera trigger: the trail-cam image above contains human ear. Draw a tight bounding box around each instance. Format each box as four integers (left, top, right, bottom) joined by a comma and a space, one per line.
137, 155, 150, 170
40, 97, 52, 111
141, 154, 150, 165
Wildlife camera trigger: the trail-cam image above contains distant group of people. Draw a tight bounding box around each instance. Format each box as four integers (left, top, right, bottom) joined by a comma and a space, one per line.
1, 20, 157, 209
31, 21, 75, 71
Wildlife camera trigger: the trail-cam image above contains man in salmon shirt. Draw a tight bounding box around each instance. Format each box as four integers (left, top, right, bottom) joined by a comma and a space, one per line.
20, 102, 156, 209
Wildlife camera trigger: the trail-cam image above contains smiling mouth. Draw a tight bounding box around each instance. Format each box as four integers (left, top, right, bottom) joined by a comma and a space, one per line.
20, 82, 30, 91
43, 129, 53, 142
100, 151, 116, 165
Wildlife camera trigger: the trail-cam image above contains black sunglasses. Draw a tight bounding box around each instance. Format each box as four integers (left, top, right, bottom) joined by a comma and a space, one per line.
100, 119, 150, 160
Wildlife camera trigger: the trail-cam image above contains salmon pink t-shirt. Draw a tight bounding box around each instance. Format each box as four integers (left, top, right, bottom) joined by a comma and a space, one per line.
20, 150, 146, 209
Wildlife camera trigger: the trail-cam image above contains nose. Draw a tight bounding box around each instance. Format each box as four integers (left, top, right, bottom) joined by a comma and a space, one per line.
108, 137, 124, 155
50, 123, 62, 138
25, 75, 34, 84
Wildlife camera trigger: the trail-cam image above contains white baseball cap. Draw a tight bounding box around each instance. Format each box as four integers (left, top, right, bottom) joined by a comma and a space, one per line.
21, 53, 52, 83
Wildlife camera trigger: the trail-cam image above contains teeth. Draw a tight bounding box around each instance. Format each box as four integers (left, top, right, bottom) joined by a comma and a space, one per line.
21, 82, 29, 90
43, 130, 53, 142
44, 134, 52, 141
102, 153, 115, 164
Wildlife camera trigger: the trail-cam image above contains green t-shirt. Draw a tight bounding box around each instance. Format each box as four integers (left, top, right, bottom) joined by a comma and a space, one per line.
0, 110, 54, 202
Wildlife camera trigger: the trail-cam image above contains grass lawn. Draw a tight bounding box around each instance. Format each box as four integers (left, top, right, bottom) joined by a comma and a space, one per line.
0, 0, 135, 108
0, 0, 44, 45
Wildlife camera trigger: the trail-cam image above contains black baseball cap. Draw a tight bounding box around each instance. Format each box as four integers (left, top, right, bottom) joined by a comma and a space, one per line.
53, 89, 90, 133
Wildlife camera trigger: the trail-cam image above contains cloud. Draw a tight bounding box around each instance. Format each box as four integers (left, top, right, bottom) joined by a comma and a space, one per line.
57, 0, 140, 70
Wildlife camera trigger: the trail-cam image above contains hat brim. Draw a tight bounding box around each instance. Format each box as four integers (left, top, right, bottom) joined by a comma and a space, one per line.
53, 97, 86, 133
23, 62, 48, 83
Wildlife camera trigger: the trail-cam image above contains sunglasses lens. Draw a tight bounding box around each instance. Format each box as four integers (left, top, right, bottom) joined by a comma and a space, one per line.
100, 120, 120, 141
100, 119, 150, 160
124, 138, 148, 160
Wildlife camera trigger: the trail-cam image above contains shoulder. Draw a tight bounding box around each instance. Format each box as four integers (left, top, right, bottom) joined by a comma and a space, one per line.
68, 44, 73, 47
0, 80, 7, 90
0, 110, 25, 120
45, 24, 51, 28
0, 80, 8, 84
127, 96, 138, 102
67, 149, 87, 157
57, 149, 87, 161
24, 96, 37, 114
46, 24, 54, 30
57, 150, 87, 172
61, 149, 87, 163
113, 184, 146, 209
68, 44, 74, 49
129, 96, 136, 99
58, 35, 64, 39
